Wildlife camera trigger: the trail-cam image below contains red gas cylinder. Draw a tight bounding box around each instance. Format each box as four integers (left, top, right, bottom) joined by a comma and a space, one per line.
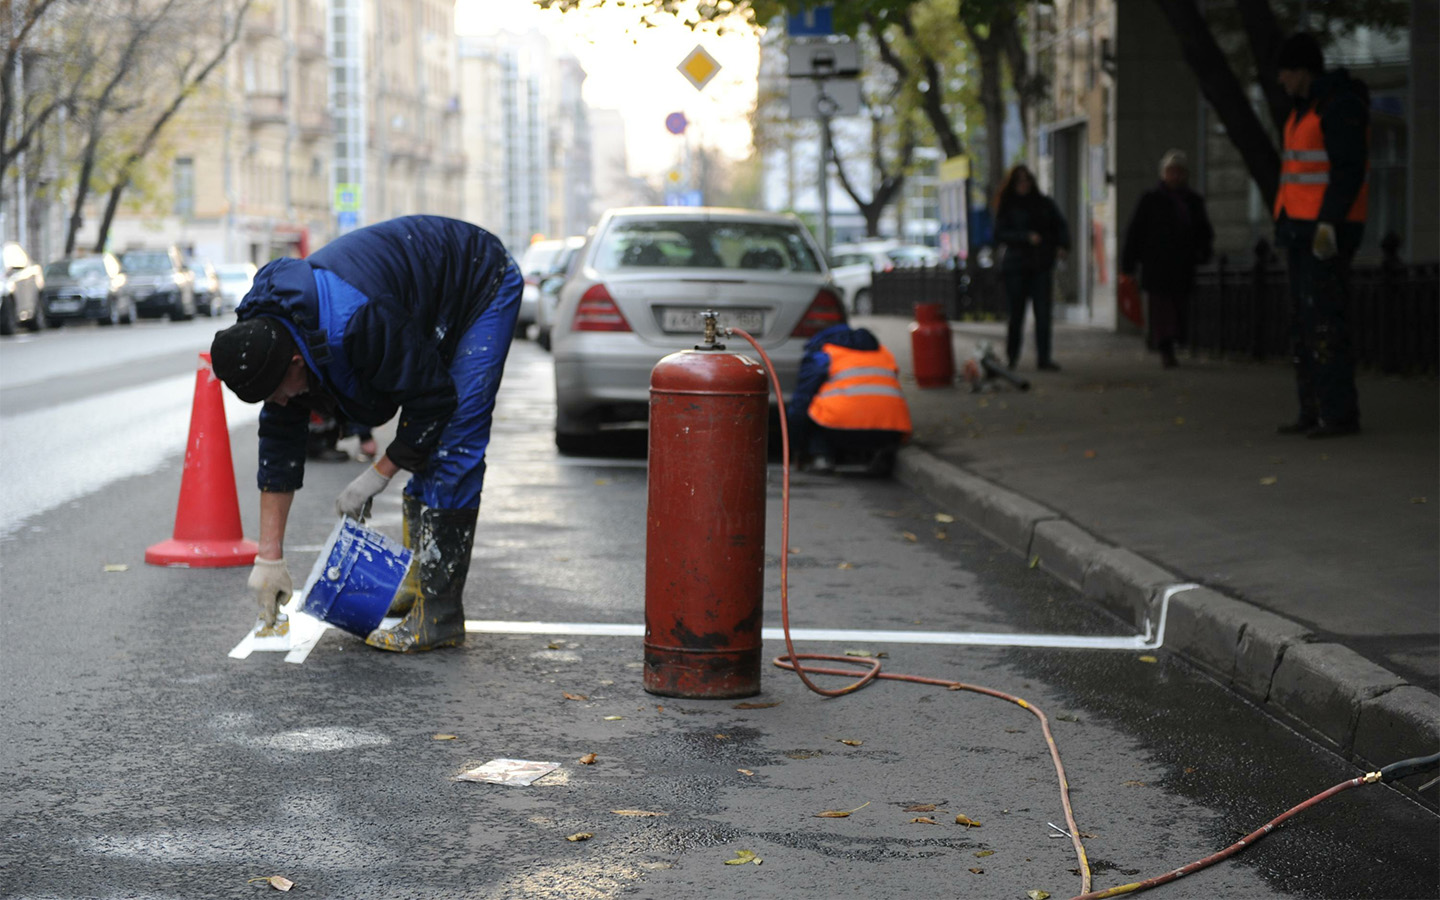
644, 348, 769, 699
909, 302, 955, 388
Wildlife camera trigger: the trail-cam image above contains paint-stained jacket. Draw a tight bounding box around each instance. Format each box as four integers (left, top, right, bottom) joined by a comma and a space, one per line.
236, 216, 514, 492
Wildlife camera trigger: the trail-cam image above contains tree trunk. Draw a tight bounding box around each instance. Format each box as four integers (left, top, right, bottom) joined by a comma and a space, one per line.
1153, 0, 1280, 207
1234, 0, 1290, 132
65, 118, 103, 255
997, 10, 1034, 145
966, 20, 1006, 205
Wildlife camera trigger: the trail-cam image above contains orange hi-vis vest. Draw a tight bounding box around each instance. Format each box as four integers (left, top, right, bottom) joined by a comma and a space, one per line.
808, 344, 913, 435
1273, 104, 1368, 223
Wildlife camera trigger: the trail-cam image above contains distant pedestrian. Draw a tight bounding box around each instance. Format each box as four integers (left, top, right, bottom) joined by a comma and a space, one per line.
1273, 32, 1367, 438
1120, 149, 1215, 368
994, 165, 1071, 371
786, 323, 912, 476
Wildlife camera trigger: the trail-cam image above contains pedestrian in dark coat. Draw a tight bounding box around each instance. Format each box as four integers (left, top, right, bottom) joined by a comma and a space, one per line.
994, 164, 1071, 371
1120, 149, 1214, 368
209, 215, 523, 652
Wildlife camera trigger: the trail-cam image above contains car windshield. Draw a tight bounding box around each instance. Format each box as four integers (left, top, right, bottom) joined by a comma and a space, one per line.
44, 259, 107, 279
595, 220, 821, 273
122, 252, 173, 275
520, 244, 562, 276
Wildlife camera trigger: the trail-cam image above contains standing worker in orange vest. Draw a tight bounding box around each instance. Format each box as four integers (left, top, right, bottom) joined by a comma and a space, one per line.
1273, 32, 1368, 438
787, 323, 913, 476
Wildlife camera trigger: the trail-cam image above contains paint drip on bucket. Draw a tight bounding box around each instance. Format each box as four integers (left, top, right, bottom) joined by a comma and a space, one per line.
299, 517, 412, 637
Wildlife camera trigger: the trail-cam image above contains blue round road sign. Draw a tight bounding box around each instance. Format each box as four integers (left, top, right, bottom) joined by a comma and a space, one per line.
665, 112, 688, 135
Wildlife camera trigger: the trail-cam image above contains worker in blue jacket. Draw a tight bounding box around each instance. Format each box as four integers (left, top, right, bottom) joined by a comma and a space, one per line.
210, 216, 522, 652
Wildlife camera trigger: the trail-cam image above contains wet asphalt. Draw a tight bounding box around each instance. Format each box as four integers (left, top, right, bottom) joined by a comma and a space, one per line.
0, 332, 1436, 899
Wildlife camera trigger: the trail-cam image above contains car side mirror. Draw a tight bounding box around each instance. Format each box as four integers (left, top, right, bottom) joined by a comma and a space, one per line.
540, 275, 565, 292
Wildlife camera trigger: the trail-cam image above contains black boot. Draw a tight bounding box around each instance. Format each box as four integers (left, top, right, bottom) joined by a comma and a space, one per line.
366, 506, 477, 652
384, 494, 425, 617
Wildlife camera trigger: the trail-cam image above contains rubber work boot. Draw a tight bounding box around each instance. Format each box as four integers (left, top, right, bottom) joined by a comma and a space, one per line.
365, 507, 478, 652
384, 493, 425, 617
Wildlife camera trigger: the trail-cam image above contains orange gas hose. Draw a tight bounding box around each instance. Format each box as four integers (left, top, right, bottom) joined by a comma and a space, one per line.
729, 327, 1093, 896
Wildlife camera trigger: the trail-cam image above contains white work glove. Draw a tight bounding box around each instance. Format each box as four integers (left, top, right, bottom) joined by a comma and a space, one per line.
336, 463, 392, 521
1312, 222, 1338, 261
248, 556, 292, 628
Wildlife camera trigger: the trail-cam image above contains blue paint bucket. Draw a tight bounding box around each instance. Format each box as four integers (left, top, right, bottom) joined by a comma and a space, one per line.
298, 517, 413, 637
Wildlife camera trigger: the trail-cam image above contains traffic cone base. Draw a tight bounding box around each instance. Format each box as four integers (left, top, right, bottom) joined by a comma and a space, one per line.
146, 352, 257, 568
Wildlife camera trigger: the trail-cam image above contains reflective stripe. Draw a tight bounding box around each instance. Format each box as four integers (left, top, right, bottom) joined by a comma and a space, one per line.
817, 384, 906, 399
1283, 149, 1329, 162
1281, 171, 1331, 184
831, 366, 899, 379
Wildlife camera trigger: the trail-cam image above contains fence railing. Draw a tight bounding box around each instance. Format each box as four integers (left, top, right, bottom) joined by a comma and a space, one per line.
869, 237, 1439, 374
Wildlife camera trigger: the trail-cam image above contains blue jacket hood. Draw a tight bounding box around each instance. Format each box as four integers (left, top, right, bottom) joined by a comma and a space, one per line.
805, 323, 880, 354
238, 257, 319, 330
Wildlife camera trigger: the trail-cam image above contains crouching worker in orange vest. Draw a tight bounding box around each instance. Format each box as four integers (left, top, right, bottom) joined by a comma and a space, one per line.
786, 323, 913, 476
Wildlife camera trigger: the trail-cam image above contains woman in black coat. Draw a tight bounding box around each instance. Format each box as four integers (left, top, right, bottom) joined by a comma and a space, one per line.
994, 164, 1071, 371
1120, 149, 1214, 368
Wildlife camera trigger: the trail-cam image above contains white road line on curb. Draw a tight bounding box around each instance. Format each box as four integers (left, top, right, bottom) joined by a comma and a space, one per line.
229, 583, 1200, 662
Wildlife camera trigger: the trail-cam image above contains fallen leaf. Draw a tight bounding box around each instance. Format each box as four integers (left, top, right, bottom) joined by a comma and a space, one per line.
603, 716, 624, 721
1260, 475, 1279, 485
934, 513, 955, 523
578, 753, 598, 765
1184, 767, 1197, 774
1083, 449, 1097, 459
714, 734, 728, 740
814, 801, 870, 818
844, 649, 875, 658
103, 564, 129, 572
901, 531, 919, 542
975, 850, 995, 857
1412, 496, 1428, 504
733, 701, 781, 709
611, 809, 667, 817
1139, 654, 1160, 663
910, 817, 938, 824
432, 733, 457, 741
954, 815, 982, 827
246, 876, 294, 892
563, 692, 588, 701
837, 561, 854, 569
725, 849, 762, 866
546, 642, 562, 650
566, 832, 594, 842
904, 804, 937, 812
787, 546, 801, 555
969, 867, 985, 874
1124, 780, 1147, 787
737, 769, 754, 776
838, 739, 863, 747
1005, 728, 1024, 733
1028, 891, 1051, 900
594, 478, 610, 486
1029, 555, 1040, 569
1174, 416, 1186, 426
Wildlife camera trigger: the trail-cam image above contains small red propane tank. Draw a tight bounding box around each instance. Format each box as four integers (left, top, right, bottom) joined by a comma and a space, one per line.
909, 302, 955, 388
644, 348, 768, 699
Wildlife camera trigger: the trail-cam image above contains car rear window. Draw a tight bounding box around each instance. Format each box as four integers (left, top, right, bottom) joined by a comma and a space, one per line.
595, 220, 821, 273
44, 260, 105, 279
122, 252, 172, 274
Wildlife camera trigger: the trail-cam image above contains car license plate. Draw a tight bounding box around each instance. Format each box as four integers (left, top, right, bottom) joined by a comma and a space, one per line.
661, 308, 763, 334
50, 299, 81, 312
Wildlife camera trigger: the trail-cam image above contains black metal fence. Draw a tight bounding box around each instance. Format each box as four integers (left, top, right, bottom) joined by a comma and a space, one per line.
870, 238, 1439, 374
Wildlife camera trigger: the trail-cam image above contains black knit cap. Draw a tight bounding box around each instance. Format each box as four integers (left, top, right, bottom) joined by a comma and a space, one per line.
1277, 32, 1324, 73
210, 317, 298, 403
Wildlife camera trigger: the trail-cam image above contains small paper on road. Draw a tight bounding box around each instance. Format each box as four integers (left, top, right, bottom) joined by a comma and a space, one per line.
456, 758, 562, 786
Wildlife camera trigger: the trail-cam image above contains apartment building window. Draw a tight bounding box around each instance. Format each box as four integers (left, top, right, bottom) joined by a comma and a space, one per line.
174, 157, 195, 219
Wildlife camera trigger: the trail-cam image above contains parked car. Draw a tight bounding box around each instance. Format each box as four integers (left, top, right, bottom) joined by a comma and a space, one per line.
190, 258, 221, 316
549, 207, 844, 454
534, 235, 587, 351
517, 238, 570, 338
120, 247, 195, 321
216, 261, 257, 313
0, 241, 45, 335
828, 241, 942, 314
40, 254, 132, 326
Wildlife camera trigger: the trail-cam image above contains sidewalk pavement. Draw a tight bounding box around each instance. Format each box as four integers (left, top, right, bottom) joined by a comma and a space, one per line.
860, 316, 1439, 782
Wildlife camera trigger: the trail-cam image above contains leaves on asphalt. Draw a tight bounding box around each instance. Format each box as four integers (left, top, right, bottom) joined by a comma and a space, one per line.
1027, 891, 1051, 900
725, 849, 762, 866
611, 810, 667, 817
578, 753, 598, 765
975, 850, 995, 857
910, 817, 938, 824
594, 478, 610, 486
1138, 655, 1158, 664
901, 531, 919, 542
603, 716, 624, 721
1124, 780, 1147, 787
837, 561, 855, 569
814, 801, 870, 818
103, 564, 129, 572
431, 734, 457, 741
566, 832, 594, 842
246, 876, 294, 892
733, 701, 781, 709
843, 649, 886, 658
1029, 555, 1041, 568
1260, 476, 1279, 486
546, 642, 563, 650
954, 814, 982, 827
904, 804, 937, 812
1083, 449, 1097, 459
563, 692, 588, 701
969, 867, 985, 874
838, 739, 862, 746
934, 513, 955, 523
737, 768, 755, 776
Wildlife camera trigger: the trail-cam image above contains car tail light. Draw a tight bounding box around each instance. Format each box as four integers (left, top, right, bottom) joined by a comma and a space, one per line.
572, 283, 632, 332
791, 288, 846, 337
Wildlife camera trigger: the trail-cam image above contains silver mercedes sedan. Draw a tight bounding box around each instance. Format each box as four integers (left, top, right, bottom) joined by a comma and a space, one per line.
550, 207, 845, 454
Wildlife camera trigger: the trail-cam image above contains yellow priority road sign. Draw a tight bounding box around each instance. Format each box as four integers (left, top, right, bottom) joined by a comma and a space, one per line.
677, 44, 721, 91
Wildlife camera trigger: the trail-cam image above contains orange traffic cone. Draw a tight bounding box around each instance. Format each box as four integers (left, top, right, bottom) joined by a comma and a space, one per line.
146, 352, 258, 567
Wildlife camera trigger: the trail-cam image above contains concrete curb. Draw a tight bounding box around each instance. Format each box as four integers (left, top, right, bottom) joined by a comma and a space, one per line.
895, 445, 1439, 794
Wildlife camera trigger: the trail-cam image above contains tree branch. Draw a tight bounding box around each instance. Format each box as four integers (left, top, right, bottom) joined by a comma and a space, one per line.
1234, 0, 1290, 132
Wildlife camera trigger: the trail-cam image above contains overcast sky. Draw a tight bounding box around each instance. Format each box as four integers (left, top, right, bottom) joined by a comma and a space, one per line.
453, 0, 761, 179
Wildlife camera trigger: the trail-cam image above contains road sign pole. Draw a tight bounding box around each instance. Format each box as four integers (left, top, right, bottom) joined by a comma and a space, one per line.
818, 110, 831, 254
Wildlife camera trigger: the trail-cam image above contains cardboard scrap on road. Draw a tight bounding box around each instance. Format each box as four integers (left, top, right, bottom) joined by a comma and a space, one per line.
455, 758, 562, 786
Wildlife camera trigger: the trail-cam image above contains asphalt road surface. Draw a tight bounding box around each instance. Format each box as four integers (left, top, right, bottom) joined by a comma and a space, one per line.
1, 320, 1436, 899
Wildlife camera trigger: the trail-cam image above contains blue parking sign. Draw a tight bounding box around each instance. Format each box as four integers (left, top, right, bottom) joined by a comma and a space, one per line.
788, 5, 833, 36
